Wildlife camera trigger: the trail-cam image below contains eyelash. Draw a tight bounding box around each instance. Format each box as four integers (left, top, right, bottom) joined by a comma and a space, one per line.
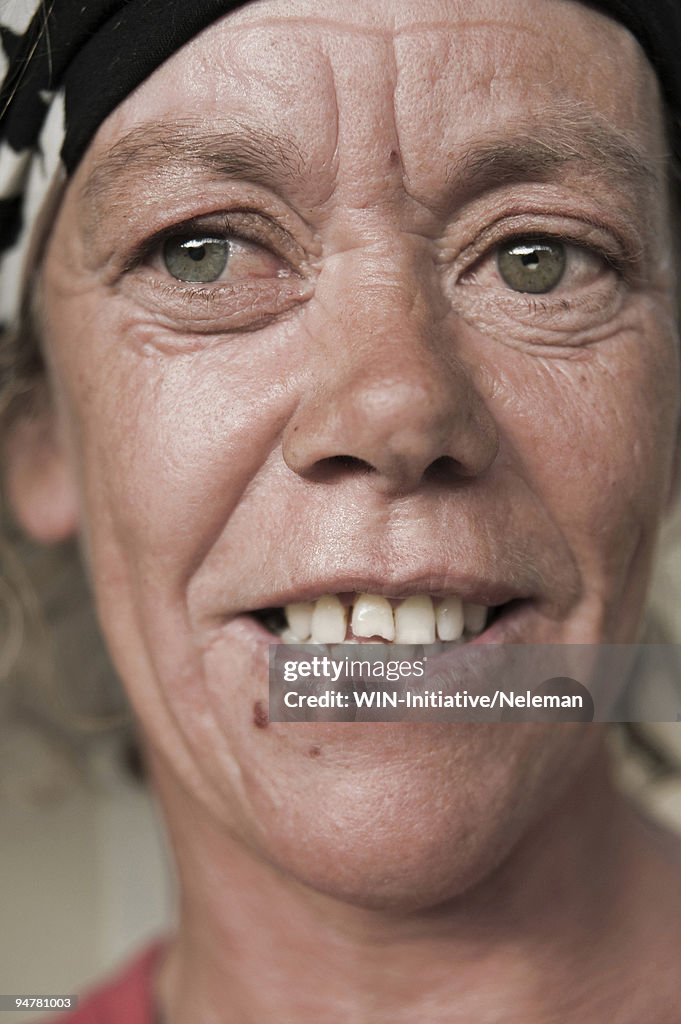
478, 233, 614, 279
123, 211, 294, 276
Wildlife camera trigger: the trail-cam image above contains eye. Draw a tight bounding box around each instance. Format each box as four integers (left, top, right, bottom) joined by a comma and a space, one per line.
122, 214, 310, 334
163, 236, 230, 283
497, 238, 566, 294
138, 215, 294, 287
461, 233, 611, 298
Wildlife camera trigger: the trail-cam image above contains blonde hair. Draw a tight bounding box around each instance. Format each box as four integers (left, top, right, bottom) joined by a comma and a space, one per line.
0, 500, 135, 802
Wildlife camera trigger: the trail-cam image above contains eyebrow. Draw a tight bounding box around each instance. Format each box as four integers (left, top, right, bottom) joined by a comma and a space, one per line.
81, 119, 309, 212
80, 107, 662, 227
447, 105, 661, 207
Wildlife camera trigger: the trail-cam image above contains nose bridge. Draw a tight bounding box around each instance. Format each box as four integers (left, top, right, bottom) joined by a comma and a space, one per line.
283, 241, 499, 493
344, 236, 439, 321
334, 266, 458, 435
323, 240, 452, 383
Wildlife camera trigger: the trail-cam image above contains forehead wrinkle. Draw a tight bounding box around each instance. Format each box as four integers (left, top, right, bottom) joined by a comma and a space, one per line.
79, 119, 309, 224
213, 12, 398, 39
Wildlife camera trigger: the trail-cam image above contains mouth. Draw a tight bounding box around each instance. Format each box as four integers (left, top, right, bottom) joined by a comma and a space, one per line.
251, 592, 512, 646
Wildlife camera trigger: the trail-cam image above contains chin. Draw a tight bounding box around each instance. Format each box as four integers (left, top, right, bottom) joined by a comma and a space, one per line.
214, 708, 603, 912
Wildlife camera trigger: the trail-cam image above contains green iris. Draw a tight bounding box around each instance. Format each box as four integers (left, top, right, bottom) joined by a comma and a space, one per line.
163, 237, 230, 283
497, 239, 566, 294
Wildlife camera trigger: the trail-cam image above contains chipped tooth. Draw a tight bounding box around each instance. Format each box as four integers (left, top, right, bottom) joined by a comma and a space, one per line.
351, 594, 395, 641
310, 595, 347, 643
394, 595, 436, 644
463, 603, 487, 635
285, 602, 314, 641
436, 595, 464, 642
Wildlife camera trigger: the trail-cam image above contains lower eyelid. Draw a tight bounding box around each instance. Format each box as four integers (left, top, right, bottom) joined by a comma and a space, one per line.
450, 283, 627, 350
118, 269, 314, 336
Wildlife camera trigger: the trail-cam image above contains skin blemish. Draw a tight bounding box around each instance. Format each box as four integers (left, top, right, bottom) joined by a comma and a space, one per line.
308, 745, 322, 758
253, 700, 269, 729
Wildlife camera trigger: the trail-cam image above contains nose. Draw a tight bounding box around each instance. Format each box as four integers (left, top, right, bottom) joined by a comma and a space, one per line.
282, 251, 499, 497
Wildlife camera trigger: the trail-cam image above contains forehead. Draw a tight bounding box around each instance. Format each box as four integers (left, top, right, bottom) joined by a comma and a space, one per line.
81, 0, 666, 217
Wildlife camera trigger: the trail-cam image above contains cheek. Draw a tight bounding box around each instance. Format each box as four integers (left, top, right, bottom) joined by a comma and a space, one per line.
480, 309, 680, 577
41, 296, 319, 820
46, 304, 305, 583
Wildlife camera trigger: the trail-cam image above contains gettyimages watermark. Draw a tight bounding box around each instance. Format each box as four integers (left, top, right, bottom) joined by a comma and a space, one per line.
268, 643, 681, 722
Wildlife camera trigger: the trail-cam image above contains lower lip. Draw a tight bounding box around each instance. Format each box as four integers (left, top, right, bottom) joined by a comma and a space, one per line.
225, 603, 539, 730
469, 599, 529, 644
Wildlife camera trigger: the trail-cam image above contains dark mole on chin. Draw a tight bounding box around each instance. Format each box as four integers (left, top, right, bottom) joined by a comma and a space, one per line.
253, 700, 269, 729
308, 745, 322, 758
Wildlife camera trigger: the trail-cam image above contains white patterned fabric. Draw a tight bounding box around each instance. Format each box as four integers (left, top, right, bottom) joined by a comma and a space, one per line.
0, 0, 244, 335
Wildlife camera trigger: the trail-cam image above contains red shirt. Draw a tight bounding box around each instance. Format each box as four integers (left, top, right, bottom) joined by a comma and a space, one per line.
42, 942, 165, 1024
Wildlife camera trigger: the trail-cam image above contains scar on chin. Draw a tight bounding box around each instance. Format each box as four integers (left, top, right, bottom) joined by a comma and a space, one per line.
253, 700, 269, 729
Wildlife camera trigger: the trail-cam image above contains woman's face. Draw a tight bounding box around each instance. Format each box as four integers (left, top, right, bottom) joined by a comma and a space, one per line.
7, 0, 681, 907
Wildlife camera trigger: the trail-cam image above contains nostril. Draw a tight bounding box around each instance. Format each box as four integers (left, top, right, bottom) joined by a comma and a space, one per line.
325, 455, 376, 473
310, 454, 465, 492
424, 455, 461, 482
327, 456, 372, 471
300, 454, 378, 486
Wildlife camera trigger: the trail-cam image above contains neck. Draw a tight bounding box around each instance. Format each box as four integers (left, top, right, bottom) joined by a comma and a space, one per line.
151, 741, 681, 1024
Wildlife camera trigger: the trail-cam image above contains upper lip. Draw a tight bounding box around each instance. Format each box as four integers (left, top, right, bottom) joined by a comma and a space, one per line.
244, 572, 536, 612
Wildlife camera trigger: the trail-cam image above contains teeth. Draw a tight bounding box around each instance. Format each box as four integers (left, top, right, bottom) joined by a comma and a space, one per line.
463, 603, 487, 635
351, 594, 395, 641
310, 594, 347, 643
281, 627, 304, 644
394, 595, 436, 644
285, 602, 314, 641
276, 593, 493, 644
436, 595, 464, 641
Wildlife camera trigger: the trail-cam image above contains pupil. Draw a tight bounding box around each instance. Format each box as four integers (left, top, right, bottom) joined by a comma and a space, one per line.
496, 238, 566, 294
189, 246, 206, 262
